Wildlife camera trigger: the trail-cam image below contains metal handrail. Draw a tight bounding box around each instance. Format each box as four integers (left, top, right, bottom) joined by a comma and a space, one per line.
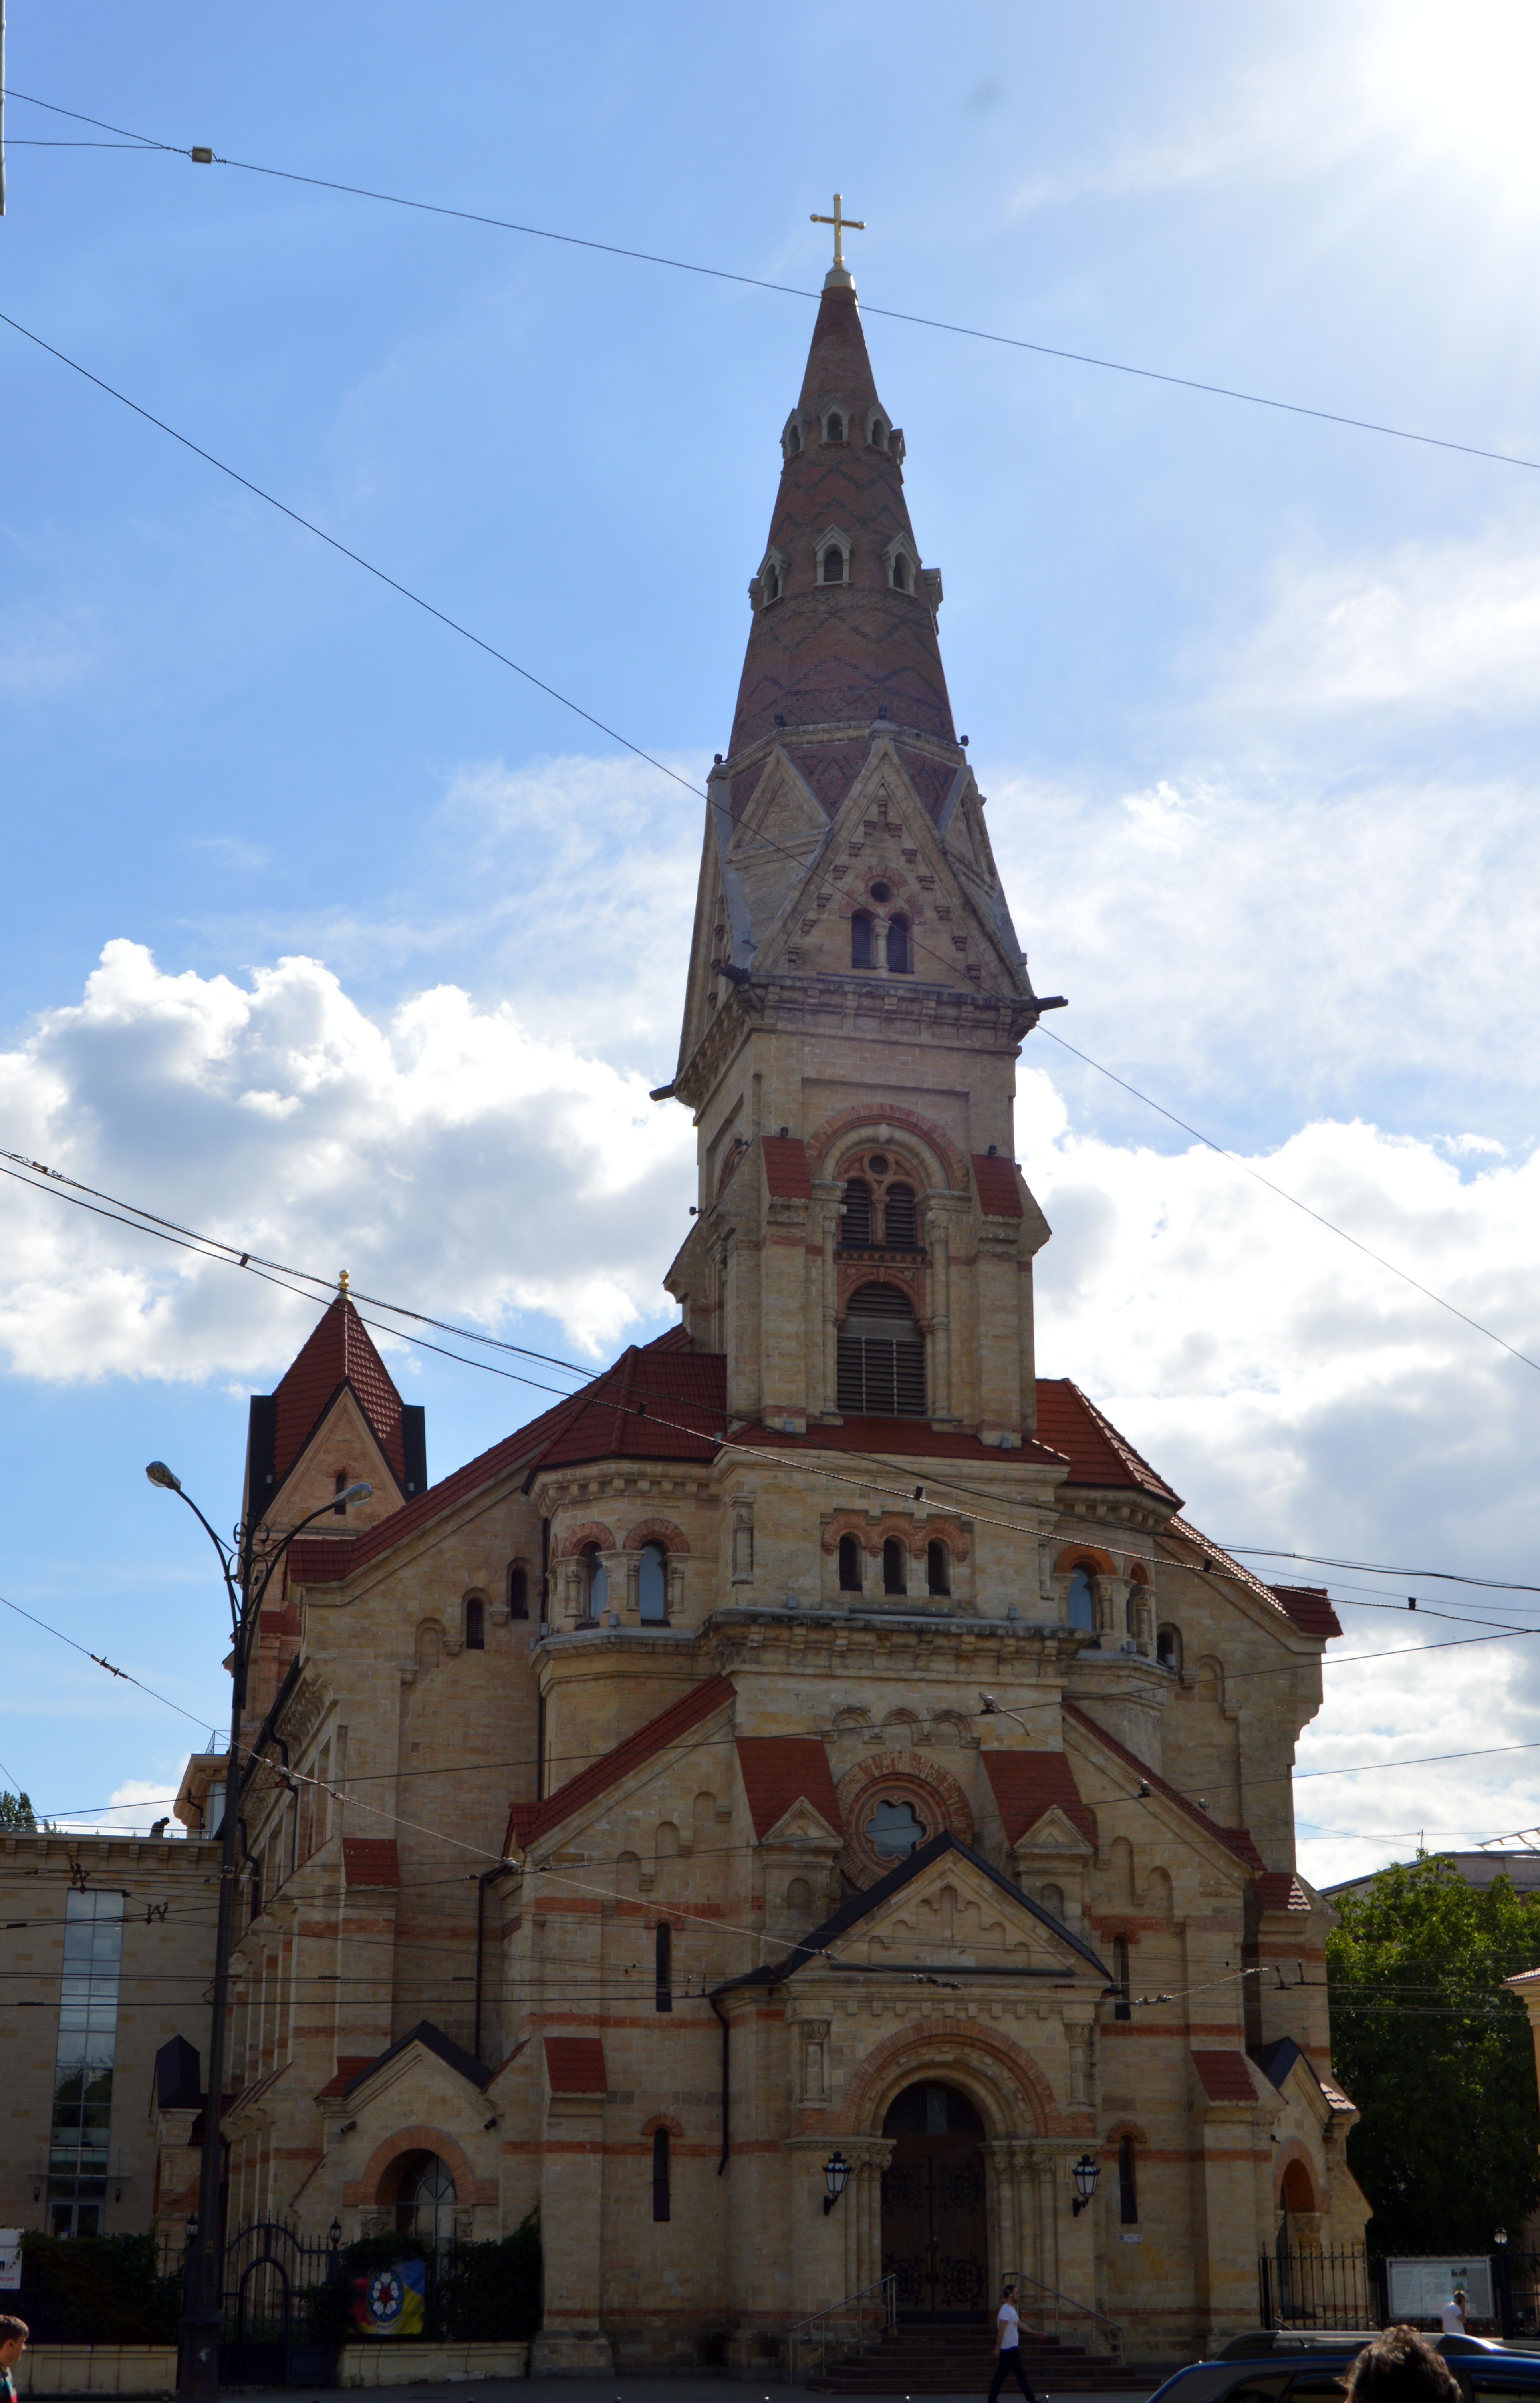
1003, 2269, 1125, 2363
787, 2272, 899, 2384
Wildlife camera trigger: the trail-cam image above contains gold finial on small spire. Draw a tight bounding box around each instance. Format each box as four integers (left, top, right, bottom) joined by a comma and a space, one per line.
811, 192, 865, 288
337, 1269, 350, 1295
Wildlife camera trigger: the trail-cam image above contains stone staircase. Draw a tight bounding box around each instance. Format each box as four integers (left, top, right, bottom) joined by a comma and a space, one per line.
805, 2322, 1152, 2393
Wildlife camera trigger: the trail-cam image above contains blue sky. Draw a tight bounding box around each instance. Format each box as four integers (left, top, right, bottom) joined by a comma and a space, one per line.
2, 0, 1539, 1881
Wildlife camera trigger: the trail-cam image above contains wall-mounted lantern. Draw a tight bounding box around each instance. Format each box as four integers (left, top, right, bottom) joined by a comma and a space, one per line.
1071, 2153, 1100, 2215
823, 2150, 852, 2214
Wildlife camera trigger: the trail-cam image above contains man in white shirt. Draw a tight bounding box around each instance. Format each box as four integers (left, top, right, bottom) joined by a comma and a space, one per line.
987, 2281, 1040, 2403
1440, 2292, 1467, 2337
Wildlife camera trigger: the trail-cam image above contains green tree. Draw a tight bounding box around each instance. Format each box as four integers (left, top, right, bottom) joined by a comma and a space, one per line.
1327, 1853, 1540, 2252
0, 1789, 37, 1829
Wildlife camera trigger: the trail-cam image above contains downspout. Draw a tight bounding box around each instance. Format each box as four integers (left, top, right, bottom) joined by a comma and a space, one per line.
709, 1990, 730, 2175
472, 1864, 502, 2064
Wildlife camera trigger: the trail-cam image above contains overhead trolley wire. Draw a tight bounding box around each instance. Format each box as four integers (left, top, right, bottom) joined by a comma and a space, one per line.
11, 85, 1540, 484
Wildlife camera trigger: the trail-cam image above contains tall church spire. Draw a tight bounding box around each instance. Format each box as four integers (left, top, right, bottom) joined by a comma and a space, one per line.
729, 265, 956, 777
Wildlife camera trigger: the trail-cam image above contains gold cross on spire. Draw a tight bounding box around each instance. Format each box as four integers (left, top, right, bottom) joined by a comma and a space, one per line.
810, 192, 865, 278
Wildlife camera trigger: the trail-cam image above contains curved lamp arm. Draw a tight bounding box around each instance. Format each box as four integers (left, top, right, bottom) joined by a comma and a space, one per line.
146, 1462, 371, 1647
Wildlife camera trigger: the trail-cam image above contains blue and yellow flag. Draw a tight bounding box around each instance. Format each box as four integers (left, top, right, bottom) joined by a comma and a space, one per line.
351, 2258, 426, 2337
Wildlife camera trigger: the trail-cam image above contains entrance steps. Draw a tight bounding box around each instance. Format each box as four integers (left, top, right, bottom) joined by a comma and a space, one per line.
806, 2325, 1151, 2393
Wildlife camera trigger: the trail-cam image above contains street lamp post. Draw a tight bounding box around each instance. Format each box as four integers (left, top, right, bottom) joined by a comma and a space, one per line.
146, 1460, 371, 2403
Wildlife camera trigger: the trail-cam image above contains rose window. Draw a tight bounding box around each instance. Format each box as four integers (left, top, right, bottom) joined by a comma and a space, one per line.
866, 1797, 928, 1859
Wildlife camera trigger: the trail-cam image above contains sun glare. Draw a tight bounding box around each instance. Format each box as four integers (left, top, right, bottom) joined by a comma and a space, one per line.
1377, 0, 1540, 198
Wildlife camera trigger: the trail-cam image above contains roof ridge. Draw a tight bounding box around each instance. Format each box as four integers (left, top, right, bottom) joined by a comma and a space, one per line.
508, 1673, 736, 1853
1061, 1699, 1265, 1871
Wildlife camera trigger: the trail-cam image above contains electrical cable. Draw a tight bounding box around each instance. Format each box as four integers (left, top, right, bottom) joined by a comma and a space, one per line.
0, 307, 703, 802
0, 1591, 217, 1728
1219, 1547, 1540, 1597
12, 85, 1540, 484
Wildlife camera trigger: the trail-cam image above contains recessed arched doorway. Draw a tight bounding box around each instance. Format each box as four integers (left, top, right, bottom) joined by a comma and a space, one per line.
880, 2080, 988, 2321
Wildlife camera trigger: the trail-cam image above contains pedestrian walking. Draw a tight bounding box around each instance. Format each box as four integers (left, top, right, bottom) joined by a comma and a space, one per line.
987, 2280, 1040, 2403
1342, 2324, 1461, 2403
1440, 2292, 1467, 2337
0, 2314, 29, 2403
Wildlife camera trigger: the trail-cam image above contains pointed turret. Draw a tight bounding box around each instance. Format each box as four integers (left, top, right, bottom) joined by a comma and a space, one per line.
730, 274, 957, 797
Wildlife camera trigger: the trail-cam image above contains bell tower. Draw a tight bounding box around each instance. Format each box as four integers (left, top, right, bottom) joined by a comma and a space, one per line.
659, 234, 1064, 1452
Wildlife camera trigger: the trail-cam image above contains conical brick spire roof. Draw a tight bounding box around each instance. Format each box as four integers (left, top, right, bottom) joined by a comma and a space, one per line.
728, 277, 957, 789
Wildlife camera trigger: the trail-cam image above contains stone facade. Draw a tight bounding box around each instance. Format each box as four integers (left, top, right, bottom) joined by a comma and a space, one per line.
141, 258, 1369, 2367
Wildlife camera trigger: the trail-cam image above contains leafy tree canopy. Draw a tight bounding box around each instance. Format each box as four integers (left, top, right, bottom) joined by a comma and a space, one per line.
0, 1789, 37, 1829
1327, 1853, 1540, 2253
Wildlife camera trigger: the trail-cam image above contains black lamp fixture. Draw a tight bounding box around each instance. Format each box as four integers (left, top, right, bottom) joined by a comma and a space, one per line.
1070, 2153, 1100, 2215
328, 2218, 343, 2252
1496, 2226, 1509, 2248
822, 2150, 852, 2214
185, 2214, 198, 2245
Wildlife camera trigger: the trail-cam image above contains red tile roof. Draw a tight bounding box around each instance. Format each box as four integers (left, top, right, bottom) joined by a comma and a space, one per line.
1191, 2048, 1258, 2104
736, 1737, 843, 1838
315, 2055, 376, 2099
982, 1750, 1096, 1847
342, 1839, 401, 1888
972, 1154, 1024, 1217
1062, 1701, 1265, 1872
271, 1295, 407, 1489
762, 1136, 813, 1198
506, 1675, 736, 1856
1269, 1584, 1344, 1638
290, 1329, 723, 1585
1254, 1871, 1312, 1913
1034, 1381, 1182, 1505
544, 2036, 607, 2094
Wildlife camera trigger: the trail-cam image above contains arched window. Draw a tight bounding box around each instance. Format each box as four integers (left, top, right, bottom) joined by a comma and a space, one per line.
1156, 1623, 1182, 1672
786, 1876, 813, 1916
1280, 2161, 1316, 2214
850, 910, 874, 969
841, 1176, 873, 1244
882, 1537, 907, 1596
763, 564, 780, 601
1119, 2135, 1139, 2224
787, 422, 803, 454
891, 554, 907, 590
871, 418, 887, 449
838, 1533, 864, 1592
882, 1183, 918, 1247
395, 2151, 457, 2250
886, 917, 911, 974
655, 1921, 672, 2013
927, 1539, 950, 1597
1126, 1583, 1142, 1639
508, 1564, 529, 1620
584, 1545, 609, 1620
652, 2127, 671, 2222
464, 1595, 485, 1651
639, 1540, 668, 1624
822, 544, 845, 584
1066, 1565, 1096, 1631
333, 1468, 350, 1516
837, 1283, 925, 1419
826, 411, 845, 443
1113, 1934, 1131, 2022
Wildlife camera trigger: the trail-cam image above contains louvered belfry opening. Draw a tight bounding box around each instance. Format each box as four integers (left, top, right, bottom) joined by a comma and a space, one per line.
837, 1281, 926, 1418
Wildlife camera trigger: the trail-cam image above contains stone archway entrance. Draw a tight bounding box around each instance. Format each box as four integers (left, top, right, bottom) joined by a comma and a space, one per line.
879, 2081, 988, 2321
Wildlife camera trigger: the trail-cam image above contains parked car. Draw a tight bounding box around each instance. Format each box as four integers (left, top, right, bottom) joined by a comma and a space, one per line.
1147, 2331, 1540, 2403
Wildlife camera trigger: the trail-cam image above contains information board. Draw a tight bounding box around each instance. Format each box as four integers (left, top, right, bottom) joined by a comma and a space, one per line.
0, 2231, 21, 2293
1386, 2259, 1494, 2322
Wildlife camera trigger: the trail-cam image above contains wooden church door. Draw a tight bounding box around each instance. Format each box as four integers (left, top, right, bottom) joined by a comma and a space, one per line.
880, 2081, 988, 2320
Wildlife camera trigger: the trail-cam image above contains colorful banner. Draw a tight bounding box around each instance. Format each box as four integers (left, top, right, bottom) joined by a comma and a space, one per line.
351, 2258, 426, 2337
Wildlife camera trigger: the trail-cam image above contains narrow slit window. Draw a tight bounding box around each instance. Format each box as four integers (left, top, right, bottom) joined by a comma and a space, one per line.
1066, 1565, 1096, 1631
886, 917, 911, 974
464, 1596, 485, 1650
1113, 1934, 1131, 2023
1157, 1624, 1182, 1672
882, 1537, 906, 1596
826, 412, 844, 443
891, 554, 907, 589
838, 1534, 863, 1592
1119, 2135, 1138, 2224
652, 2127, 671, 2221
655, 1921, 672, 2013
882, 1184, 918, 1247
585, 1546, 609, 1620
927, 1540, 950, 1597
822, 544, 845, 584
508, 1564, 529, 1620
841, 1176, 873, 1244
850, 911, 873, 969
639, 1541, 668, 1624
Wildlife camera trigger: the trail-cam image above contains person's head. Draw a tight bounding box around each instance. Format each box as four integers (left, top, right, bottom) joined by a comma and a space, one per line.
1002, 2282, 1016, 2302
0, 2315, 29, 2369
1453, 2292, 1467, 2307
1345, 2326, 1461, 2403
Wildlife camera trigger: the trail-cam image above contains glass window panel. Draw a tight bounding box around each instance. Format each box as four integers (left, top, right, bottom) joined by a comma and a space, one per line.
62, 1925, 95, 1960
91, 1925, 123, 1962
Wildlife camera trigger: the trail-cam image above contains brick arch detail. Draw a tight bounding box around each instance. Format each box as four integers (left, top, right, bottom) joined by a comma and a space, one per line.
822, 1511, 971, 1562
836, 1260, 927, 1326
623, 1519, 691, 1554
841, 2016, 1070, 2139
1103, 2120, 1149, 2149
1054, 1543, 1116, 1576
641, 2113, 685, 2139
1276, 2140, 1318, 2210
836, 1759, 966, 1845
557, 1521, 617, 1559
838, 866, 928, 925
353, 2124, 494, 2211
807, 1102, 968, 1193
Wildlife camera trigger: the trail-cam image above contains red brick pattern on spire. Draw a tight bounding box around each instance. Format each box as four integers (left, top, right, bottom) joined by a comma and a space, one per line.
270, 1295, 407, 1487
730, 283, 957, 764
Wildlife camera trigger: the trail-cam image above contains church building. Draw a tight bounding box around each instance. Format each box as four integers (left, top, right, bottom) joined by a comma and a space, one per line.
161, 232, 1368, 2372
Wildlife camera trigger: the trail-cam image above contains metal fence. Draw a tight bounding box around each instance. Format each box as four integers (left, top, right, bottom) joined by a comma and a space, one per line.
1262, 2246, 1540, 2337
